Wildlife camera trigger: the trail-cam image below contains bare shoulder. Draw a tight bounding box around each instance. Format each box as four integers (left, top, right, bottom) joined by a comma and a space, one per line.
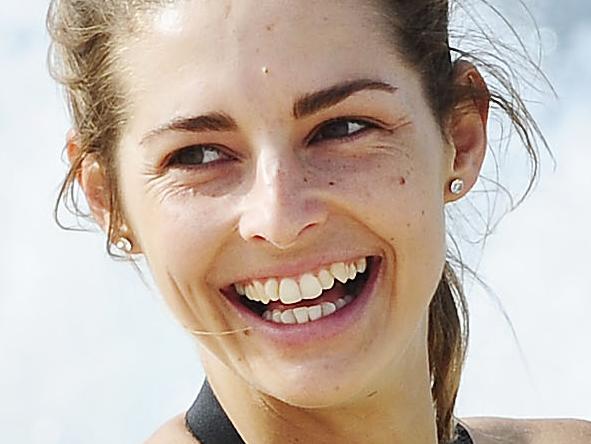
460, 416, 591, 444
144, 413, 200, 444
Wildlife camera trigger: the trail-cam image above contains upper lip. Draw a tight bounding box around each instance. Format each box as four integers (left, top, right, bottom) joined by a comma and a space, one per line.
220, 252, 380, 289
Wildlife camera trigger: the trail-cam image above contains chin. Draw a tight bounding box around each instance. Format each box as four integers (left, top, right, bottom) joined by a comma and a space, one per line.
257, 371, 370, 409
242, 345, 393, 410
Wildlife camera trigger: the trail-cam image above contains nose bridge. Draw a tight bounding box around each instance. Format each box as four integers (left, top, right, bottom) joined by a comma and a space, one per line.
238, 144, 326, 249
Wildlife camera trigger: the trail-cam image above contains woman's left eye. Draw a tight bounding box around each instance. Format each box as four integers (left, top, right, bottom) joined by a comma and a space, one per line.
310, 119, 375, 143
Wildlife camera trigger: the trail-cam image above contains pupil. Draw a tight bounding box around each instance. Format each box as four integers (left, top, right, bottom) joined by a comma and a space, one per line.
178, 148, 204, 165
323, 121, 349, 138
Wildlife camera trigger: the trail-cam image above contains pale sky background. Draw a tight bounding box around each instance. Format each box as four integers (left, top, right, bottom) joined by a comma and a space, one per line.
0, 1, 589, 443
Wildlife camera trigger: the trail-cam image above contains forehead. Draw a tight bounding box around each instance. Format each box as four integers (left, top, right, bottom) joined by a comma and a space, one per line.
119, 0, 410, 130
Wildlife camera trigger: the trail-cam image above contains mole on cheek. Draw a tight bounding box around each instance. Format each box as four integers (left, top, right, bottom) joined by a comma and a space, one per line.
328, 181, 335, 186
399, 177, 407, 186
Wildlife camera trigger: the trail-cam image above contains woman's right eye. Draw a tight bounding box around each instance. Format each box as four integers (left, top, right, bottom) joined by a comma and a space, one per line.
166, 145, 231, 168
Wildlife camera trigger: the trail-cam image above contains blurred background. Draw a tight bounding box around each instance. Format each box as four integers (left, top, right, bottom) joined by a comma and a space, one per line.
0, 1, 589, 442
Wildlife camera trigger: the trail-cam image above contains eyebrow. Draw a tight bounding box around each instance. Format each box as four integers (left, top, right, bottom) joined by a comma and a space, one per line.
141, 112, 238, 145
292, 79, 398, 119
141, 78, 397, 144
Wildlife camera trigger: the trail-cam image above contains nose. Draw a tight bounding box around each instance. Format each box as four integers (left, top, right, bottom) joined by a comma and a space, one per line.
238, 147, 328, 250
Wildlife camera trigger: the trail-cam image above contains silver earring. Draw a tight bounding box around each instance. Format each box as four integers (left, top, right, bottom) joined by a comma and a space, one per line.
115, 237, 133, 253
450, 178, 465, 195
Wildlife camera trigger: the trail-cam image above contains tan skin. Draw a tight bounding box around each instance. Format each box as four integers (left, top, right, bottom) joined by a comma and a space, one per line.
68, 1, 590, 443
145, 415, 591, 444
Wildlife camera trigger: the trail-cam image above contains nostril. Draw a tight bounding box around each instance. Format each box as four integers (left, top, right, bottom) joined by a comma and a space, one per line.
293, 221, 318, 240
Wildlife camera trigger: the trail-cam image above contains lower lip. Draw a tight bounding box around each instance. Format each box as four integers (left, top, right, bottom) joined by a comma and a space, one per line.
222, 256, 384, 347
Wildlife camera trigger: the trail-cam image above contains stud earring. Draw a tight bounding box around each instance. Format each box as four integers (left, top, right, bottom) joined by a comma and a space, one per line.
115, 237, 133, 254
450, 178, 465, 195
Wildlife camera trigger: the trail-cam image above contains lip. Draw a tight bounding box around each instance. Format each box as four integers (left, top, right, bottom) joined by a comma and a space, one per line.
220, 255, 384, 347
221, 253, 376, 288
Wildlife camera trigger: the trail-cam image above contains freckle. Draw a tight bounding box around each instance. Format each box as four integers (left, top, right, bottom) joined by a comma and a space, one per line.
421, 210, 425, 216
406, 223, 411, 228
399, 177, 406, 185
223, 4, 232, 18
243, 330, 250, 337
303, 177, 308, 183
266, 24, 274, 31
335, 385, 340, 391
367, 391, 378, 398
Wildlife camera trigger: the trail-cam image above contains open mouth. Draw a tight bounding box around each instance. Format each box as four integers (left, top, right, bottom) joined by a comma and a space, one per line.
225, 256, 376, 325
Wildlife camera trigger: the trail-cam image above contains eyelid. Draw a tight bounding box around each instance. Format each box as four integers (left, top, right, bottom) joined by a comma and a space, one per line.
306, 117, 383, 144
163, 144, 234, 170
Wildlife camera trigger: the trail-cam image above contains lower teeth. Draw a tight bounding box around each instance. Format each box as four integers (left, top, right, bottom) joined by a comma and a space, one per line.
262, 295, 354, 324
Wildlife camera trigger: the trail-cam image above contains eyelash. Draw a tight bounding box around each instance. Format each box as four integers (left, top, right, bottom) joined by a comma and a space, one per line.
165, 118, 378, 169
165, 145, 231, 170
308, 118, 377, 144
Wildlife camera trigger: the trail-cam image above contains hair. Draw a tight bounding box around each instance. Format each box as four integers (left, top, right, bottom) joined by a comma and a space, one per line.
47, 0, 548, 442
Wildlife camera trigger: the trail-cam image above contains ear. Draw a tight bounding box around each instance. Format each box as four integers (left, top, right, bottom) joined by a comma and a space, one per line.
66, 131, 111, 231
67, 132, 141, 255
444, 61, 490, 203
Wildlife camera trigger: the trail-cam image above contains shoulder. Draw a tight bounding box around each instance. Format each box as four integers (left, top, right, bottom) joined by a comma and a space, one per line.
144, 413, 201, 444
460, 416, 591, 444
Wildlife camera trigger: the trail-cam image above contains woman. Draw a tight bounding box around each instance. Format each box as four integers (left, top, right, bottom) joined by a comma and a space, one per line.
47, 0, 590, 443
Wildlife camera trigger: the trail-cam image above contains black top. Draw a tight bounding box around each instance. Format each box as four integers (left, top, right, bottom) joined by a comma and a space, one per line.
185, 379, 474, 444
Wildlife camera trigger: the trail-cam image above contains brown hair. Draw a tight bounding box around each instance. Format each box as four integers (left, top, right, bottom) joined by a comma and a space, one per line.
47, 1, 547, 442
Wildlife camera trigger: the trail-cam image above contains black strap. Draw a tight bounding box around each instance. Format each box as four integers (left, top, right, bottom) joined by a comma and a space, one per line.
185, 379, 244, 443
454, 422, 474, 444
186, 379, 473, 444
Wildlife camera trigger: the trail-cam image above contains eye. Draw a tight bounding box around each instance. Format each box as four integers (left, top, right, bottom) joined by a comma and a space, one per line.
310, 119, 376, 144
166, 145, 231, 168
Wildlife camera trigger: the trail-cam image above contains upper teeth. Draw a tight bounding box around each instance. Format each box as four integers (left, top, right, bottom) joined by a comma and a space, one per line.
234, 257, 367, 305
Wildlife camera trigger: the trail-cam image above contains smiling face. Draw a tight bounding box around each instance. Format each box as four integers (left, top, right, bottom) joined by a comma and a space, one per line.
99, 0, 472, 408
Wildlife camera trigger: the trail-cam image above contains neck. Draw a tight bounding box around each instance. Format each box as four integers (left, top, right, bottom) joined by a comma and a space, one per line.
200, 316, 438, 444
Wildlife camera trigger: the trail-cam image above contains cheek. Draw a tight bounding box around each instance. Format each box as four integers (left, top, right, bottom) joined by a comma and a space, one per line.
143, 195, 233, 277
321, 149, 444, 240
323, 149, 447, 307
119, 162, 238, 320
116, 146, 234, 276
155, 198, 241, 328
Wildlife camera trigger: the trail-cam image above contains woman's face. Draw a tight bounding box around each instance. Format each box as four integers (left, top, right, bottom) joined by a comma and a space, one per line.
114, 0, 459, 407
